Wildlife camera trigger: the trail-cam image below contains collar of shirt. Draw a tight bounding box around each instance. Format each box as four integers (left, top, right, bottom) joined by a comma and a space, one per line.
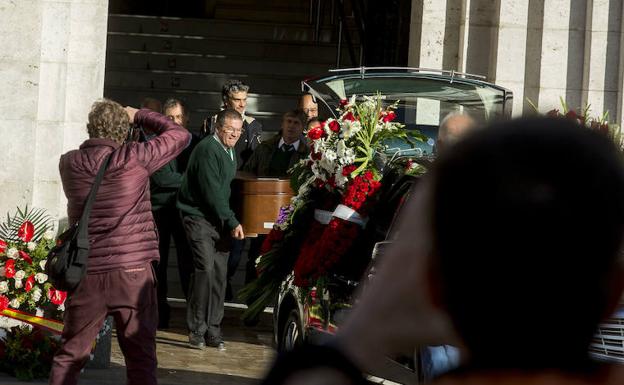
279, 138, 300, 151
213, 134, 234, 161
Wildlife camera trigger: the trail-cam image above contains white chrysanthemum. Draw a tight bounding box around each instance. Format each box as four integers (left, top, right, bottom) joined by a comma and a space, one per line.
32, 289, 42, 303
323, 118, 336, 136
14, 270, 25, 280
39, 259, 47, 270
27, 242, 37, 251
35, 272, 48, 284
43, 229, 55, 240
35, 307, 44, 317
311, 163, 325, 181
313, 137, 325, 154
6, 248, 18, 259
9, 298, 20, 308
342, 148, 356, 165
0, 281, 8, 294
14, 279, 22, 289
320, 156, 335, 173
335, 167, 348, 188
324, 149, 337, 162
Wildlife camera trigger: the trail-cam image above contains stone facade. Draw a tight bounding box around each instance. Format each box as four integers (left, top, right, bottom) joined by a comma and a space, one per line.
0, 0, 109, 224
409, 0, 624, 121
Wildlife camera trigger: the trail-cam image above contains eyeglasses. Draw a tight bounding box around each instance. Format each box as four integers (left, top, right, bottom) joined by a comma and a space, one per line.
221, 125, 245, 134
303, 108, 318, 114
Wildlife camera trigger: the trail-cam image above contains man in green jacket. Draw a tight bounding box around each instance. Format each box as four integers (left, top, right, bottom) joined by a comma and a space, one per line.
177, 109, 245, 350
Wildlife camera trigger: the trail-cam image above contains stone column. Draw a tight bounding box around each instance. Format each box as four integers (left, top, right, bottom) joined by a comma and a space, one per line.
583, 0, 621, 120
0, 0, 109, 223
536, 0, 573, 111
408, 0, 448, 125
491, 0, 530, 117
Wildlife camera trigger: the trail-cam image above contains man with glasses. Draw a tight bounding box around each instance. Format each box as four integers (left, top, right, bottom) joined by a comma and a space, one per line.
299, 92, 319, 121
177, 109, 245, 351
209, 79, 262, 168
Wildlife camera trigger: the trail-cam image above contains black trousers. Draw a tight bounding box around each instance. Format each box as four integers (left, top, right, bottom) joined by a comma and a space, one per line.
153, 206, 193, 309
182, 215, 230, 338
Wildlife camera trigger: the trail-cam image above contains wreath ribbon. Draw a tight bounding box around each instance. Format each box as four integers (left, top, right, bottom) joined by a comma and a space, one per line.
1, 309, 64, 335
313, 205, 368, 228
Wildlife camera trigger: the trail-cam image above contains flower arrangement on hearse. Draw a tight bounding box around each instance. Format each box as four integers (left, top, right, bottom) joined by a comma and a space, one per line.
240, 94, 425, 319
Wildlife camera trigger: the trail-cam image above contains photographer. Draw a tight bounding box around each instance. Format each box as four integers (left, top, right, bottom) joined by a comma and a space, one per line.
50, 99, 190, 385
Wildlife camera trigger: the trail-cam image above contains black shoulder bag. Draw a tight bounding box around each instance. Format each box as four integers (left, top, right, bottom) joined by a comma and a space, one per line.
46, 154, 112, 291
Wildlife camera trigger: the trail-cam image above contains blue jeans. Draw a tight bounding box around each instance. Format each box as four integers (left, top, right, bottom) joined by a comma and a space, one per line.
420, 345, 460, 381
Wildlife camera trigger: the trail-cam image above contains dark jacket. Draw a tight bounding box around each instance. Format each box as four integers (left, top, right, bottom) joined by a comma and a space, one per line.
176, 136, 239, 230
243, 134, 309, 177
59, 109, 190, 273
150, 132, 200, 211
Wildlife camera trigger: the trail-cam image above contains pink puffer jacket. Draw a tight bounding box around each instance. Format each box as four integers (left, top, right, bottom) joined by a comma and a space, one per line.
59, 109, 190, 273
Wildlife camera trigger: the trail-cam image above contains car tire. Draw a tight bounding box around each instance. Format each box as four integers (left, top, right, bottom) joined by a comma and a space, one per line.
280, 309, 303, 352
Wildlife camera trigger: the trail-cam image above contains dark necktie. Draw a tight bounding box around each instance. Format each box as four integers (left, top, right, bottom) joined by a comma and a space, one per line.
282, 144, 294, 152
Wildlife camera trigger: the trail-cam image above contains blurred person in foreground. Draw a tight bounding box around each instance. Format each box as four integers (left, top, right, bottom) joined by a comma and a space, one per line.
419, 111, 476, 380
50, 99, 190, 385
177, 109, 245, 351
263, 117, 624, 385
150, 98, 197, 328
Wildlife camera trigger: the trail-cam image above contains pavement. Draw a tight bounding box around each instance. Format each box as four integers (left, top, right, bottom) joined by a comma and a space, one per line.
0, 304, 276, 384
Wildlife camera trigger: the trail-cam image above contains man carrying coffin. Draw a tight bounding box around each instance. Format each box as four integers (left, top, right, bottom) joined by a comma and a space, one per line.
177, 109, 245, 350
233, 110, 309, 324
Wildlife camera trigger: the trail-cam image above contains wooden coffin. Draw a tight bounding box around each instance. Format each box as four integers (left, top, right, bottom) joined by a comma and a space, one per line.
231, 172, 293, 237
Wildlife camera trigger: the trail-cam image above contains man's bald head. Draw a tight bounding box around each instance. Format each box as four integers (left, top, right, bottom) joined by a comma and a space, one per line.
437, 113, 476, 152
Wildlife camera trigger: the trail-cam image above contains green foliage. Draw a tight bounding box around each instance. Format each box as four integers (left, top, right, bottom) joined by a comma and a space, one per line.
0, 206, 53, 243
0, 326, 60, 380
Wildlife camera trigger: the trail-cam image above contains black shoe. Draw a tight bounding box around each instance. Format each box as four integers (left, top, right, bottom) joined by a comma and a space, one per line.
206, 335, 226, 351
158, 303, 170, 329
189, 333, 205, 350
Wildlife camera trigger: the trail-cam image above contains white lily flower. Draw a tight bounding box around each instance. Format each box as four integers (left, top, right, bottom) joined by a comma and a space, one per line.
39, 259, 47, 270
14, 270, 25, 280
14, 279, 22, 289
35, 307, 44, 317
0, 281, 8, 293
27, 242, 37, 251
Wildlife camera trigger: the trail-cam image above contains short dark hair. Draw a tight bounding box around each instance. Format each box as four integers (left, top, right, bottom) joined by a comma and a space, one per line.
283, 109, 306, 127
221, 79, 249, 104
163, 98, 188, 117
430, 117, 624, 368
215, 109, 243, 130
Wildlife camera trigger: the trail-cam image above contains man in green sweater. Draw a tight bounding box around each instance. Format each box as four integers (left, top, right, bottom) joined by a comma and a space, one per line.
177, 109, 245, 350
